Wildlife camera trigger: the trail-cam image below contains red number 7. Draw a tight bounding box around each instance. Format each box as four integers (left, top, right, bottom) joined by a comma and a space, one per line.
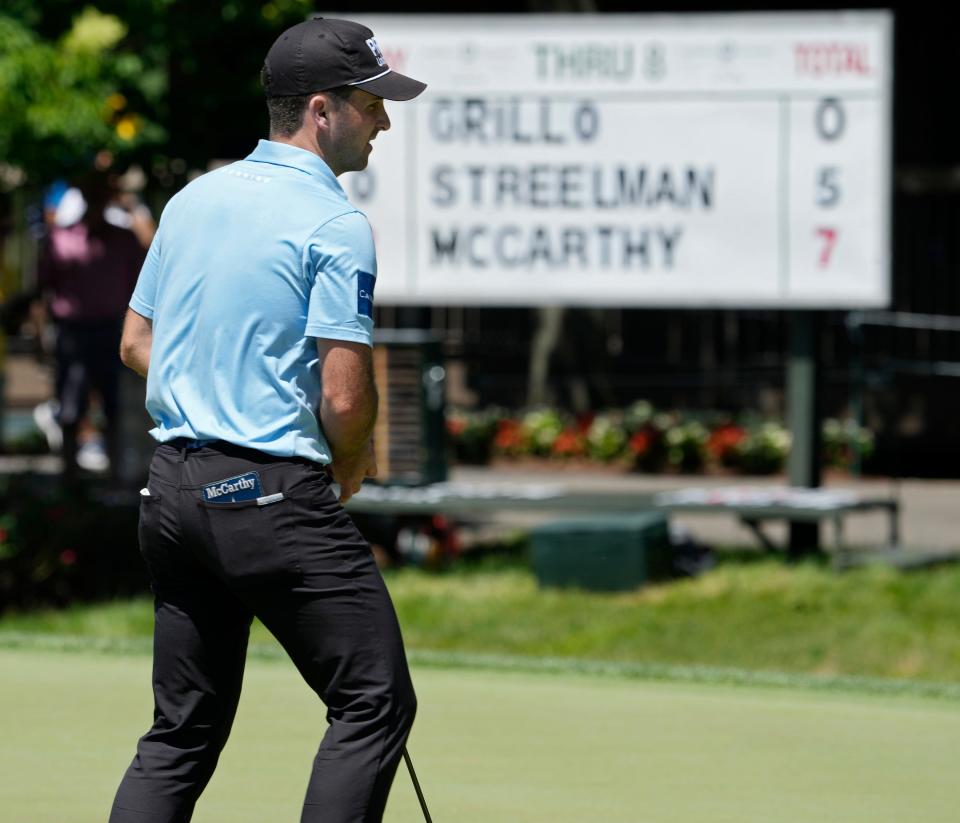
815, 227, 838, 268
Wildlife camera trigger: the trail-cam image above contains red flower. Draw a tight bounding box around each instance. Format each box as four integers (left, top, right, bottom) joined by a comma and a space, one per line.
493, 419, 525, 453
629, 430, 654, 456
59, 549, 78, 566
707, 425, 747, 461
0, 528, 7, 543
552, 428, 586, 458
446, 417, 466, 437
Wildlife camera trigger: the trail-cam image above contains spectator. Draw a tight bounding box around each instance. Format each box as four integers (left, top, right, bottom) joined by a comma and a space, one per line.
36, 174, 145, 478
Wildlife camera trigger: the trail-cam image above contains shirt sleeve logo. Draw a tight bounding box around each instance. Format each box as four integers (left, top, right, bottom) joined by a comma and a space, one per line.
357, 271, 376, 319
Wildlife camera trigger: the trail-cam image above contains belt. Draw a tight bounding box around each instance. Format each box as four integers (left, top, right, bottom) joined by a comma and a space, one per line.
166, 437, 218, 450
160, 437, 323, 469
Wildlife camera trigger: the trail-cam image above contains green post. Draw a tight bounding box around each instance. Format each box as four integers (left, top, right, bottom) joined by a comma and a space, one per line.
847, 312, 865, 477
787, 311, 822, 558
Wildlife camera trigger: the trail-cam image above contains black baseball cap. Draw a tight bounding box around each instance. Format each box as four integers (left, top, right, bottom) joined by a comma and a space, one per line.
263, 16, 426, 101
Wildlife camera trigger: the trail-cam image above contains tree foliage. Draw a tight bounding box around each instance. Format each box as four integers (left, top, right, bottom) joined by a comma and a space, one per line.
0, 7, 166, 188
0, 1, 326, 190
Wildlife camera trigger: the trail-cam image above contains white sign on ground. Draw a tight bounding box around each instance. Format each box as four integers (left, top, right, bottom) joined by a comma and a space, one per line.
343, 12, 892, 308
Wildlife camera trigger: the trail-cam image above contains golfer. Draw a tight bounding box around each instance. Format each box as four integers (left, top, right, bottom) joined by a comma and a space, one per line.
109, 17, 426, 823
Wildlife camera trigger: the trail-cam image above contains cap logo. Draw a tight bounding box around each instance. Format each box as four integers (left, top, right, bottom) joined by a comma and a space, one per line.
366, 37, 386, 67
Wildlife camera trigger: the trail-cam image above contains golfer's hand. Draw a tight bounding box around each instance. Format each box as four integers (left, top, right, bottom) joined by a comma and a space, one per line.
331, 440, 378, 504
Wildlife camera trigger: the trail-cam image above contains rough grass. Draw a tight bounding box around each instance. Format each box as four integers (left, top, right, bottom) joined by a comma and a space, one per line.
387, 557, 960, 682
2, 557, 960, 683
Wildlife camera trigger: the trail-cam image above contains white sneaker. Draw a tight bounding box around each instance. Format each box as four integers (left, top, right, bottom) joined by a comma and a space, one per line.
77, 438, 110, 472
33, 400, 63, 451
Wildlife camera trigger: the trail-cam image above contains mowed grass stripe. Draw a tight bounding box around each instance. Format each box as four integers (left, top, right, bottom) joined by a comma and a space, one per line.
2, 630, 960, 702
1, 649, 958, 823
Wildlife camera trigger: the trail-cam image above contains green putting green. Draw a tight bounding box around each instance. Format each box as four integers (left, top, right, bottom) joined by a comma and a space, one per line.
1, 648, 958, 822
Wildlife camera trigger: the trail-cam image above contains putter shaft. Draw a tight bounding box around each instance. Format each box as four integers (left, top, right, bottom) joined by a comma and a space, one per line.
403, 746, 433, 823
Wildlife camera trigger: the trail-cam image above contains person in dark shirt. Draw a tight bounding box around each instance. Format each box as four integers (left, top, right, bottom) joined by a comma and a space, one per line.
37, 175, 145, 477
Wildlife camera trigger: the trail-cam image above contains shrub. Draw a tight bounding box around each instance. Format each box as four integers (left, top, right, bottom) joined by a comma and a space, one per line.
521, 409, 565, 457
586, 414, 628, 462
492, 418, 527, 457
822, 418, 875, 470
665, 421, 709, 472
628, 411, 674, 472
707, 423, 748, 468
446, 403, 876, 478
624, 400, 655, 433
736, 422, 791, 475
446, 408, 500, 465
551, 427, 587, 459
0, 476, 146, 612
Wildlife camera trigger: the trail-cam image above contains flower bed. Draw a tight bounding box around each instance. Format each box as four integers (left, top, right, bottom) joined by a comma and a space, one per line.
446, 401, 874, 475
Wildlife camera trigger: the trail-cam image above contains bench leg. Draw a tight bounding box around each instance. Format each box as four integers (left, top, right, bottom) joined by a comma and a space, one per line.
740, 517, 781, 553
888, 503, 901, 547
833, 515, 844, 550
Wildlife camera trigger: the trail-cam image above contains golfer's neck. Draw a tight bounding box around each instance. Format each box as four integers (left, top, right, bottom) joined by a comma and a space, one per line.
270, 132, 341, 176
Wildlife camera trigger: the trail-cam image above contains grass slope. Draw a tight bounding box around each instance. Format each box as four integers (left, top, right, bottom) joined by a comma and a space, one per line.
2, 648, 959, 823
3, 558, 960, 682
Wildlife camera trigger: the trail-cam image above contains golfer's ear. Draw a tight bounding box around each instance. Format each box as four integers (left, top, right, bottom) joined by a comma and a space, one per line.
308, 94, 331, 129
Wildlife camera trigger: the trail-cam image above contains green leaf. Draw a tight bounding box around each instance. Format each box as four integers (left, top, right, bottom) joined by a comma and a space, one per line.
61, 7, 127, 54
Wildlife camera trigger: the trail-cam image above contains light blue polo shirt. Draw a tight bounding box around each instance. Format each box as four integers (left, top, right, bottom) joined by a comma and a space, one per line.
129, 139, 377, 463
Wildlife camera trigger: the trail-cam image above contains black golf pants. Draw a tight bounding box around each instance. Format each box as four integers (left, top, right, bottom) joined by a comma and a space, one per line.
109, 441, 416, 823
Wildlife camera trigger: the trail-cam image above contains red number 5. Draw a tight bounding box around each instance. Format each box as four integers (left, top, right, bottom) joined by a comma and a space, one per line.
815, 227, 838, 268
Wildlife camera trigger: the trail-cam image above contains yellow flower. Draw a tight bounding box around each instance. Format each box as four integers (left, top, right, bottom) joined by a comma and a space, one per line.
115, 115, 139, 141
105, 93, 127, 112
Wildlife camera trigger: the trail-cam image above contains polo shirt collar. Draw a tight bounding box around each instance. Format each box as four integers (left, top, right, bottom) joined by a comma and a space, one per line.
246, 139, 345, 194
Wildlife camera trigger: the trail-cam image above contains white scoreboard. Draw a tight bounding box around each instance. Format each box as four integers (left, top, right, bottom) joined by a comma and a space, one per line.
344, 12, 892, 308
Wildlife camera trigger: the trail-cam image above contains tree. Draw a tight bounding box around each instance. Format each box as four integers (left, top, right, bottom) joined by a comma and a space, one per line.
0, 7, 165, 189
